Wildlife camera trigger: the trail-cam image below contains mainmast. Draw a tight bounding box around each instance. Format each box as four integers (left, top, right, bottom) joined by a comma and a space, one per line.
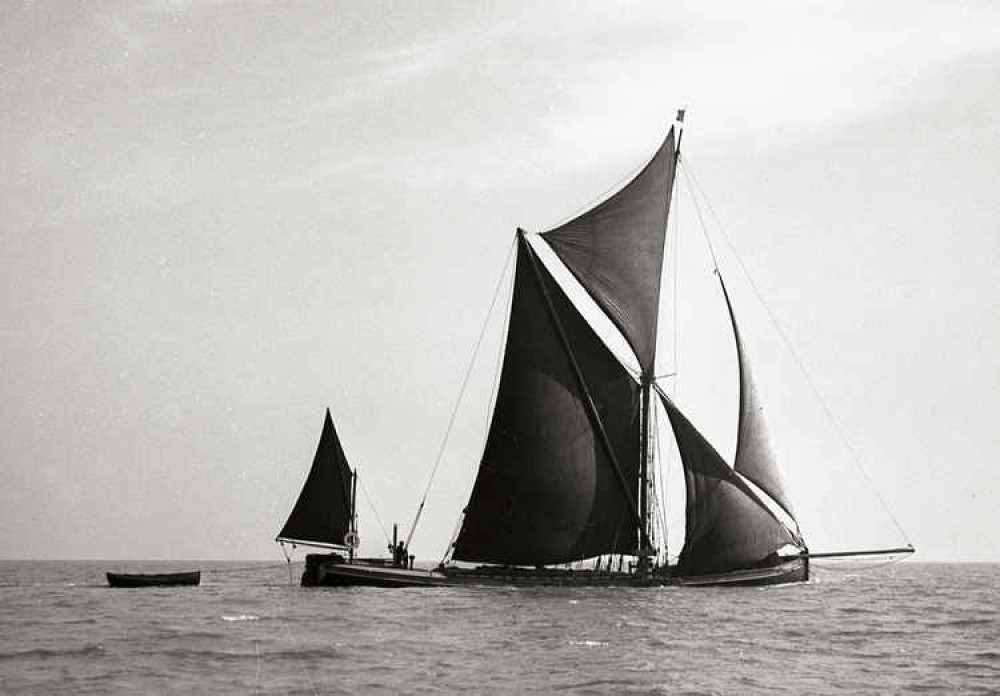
638, 377, 654, 571
456, 111, 680, 572
638, 109, 684, 574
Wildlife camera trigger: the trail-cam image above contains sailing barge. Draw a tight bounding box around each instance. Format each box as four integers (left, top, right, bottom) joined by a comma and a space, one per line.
282, 114, 912, 588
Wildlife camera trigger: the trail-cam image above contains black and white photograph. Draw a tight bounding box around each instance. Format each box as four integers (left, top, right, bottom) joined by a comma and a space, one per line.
1, 1, 996, 693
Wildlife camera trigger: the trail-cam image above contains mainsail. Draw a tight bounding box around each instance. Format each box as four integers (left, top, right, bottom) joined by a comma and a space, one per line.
659, 391, 798, 575
452, 234, 642, 565
543, 127, 676, 375
277, 409, 354, 548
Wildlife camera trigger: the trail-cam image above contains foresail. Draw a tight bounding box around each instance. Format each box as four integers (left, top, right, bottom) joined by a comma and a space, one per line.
277, 409, 354, 547
542, 127, 676, 376
658, 391, 798, 576
717, 275, 798, 524
452, 235, 641, 566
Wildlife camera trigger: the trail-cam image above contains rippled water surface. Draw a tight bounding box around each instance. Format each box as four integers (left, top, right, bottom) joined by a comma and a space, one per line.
1, 561, 996, 694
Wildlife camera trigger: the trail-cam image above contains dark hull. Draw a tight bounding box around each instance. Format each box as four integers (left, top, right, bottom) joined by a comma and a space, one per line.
302, 554, 448, 587
673, 556, 809, 587
302, 554, 808, 588
440, 564, 671, 587
106, 571, 201, 587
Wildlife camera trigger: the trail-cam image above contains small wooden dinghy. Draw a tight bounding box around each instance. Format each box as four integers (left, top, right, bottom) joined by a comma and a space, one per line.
106, 571, 201, 587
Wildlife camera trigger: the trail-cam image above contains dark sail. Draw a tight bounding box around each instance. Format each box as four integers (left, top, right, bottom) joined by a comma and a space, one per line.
277, 409, 353, 547
718, 275, 798, 522
658, 392, 797, 576
542, 127, 676, 376
452, 235, 641, 565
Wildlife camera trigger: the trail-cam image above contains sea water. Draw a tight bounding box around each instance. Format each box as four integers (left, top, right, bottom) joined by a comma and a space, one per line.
1, 561, 996, 694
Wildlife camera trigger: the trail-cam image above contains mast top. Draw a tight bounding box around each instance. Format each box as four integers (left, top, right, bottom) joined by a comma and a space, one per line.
675, 108, 686, 151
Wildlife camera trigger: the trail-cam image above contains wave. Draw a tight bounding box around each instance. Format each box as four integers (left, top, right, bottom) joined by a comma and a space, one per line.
263, 647, 346, 661
838, 606, 877, 615
553, 678, 642, 692
929, 617, 992, 628
145, 648, 260, 664
0, 645, 104, 661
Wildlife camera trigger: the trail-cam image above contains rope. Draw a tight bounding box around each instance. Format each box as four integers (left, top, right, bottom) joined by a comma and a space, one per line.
439, 256, 513, 566
811, 552, 911, 572
654, 165, 683, 564
679, 156, 913, 547
202, 563, 291, 575
672, 171, 681, 381
279, 542, 293, 585
404, 238, 517, 552
358, 476, 392, 546
679, 156, 720, 273
270, 546, 319, 695
537, 138, 663, 232
652, 392, 670, 563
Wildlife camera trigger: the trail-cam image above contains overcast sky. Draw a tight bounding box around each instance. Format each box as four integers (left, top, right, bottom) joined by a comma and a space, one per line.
2, 0, 998, 562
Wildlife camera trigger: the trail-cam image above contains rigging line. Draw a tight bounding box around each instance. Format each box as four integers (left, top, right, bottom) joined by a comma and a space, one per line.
405, 238, 517, 553
672, 167, 683, 375
652, 393, 670, 560
357, 476, 391, 546
279, 542, 294, 585
439, 510, 466, 567
538, 131, 669, 233
680, 157, 913, 546
440, 251, 513, 566
661, 169, 682, 562
811, 553, 910, 571
203, 563, 290, 574
271, 547, 319, 696
678, 157, 721, 272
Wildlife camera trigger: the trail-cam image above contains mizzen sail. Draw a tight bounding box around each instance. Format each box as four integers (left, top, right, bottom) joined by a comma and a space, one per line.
452, 235, 642, 566
542, 127, 676, 376
277, 409, 354, 547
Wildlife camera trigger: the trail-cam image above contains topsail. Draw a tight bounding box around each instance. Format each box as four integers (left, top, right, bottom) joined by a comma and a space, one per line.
543, 128, 676, 376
